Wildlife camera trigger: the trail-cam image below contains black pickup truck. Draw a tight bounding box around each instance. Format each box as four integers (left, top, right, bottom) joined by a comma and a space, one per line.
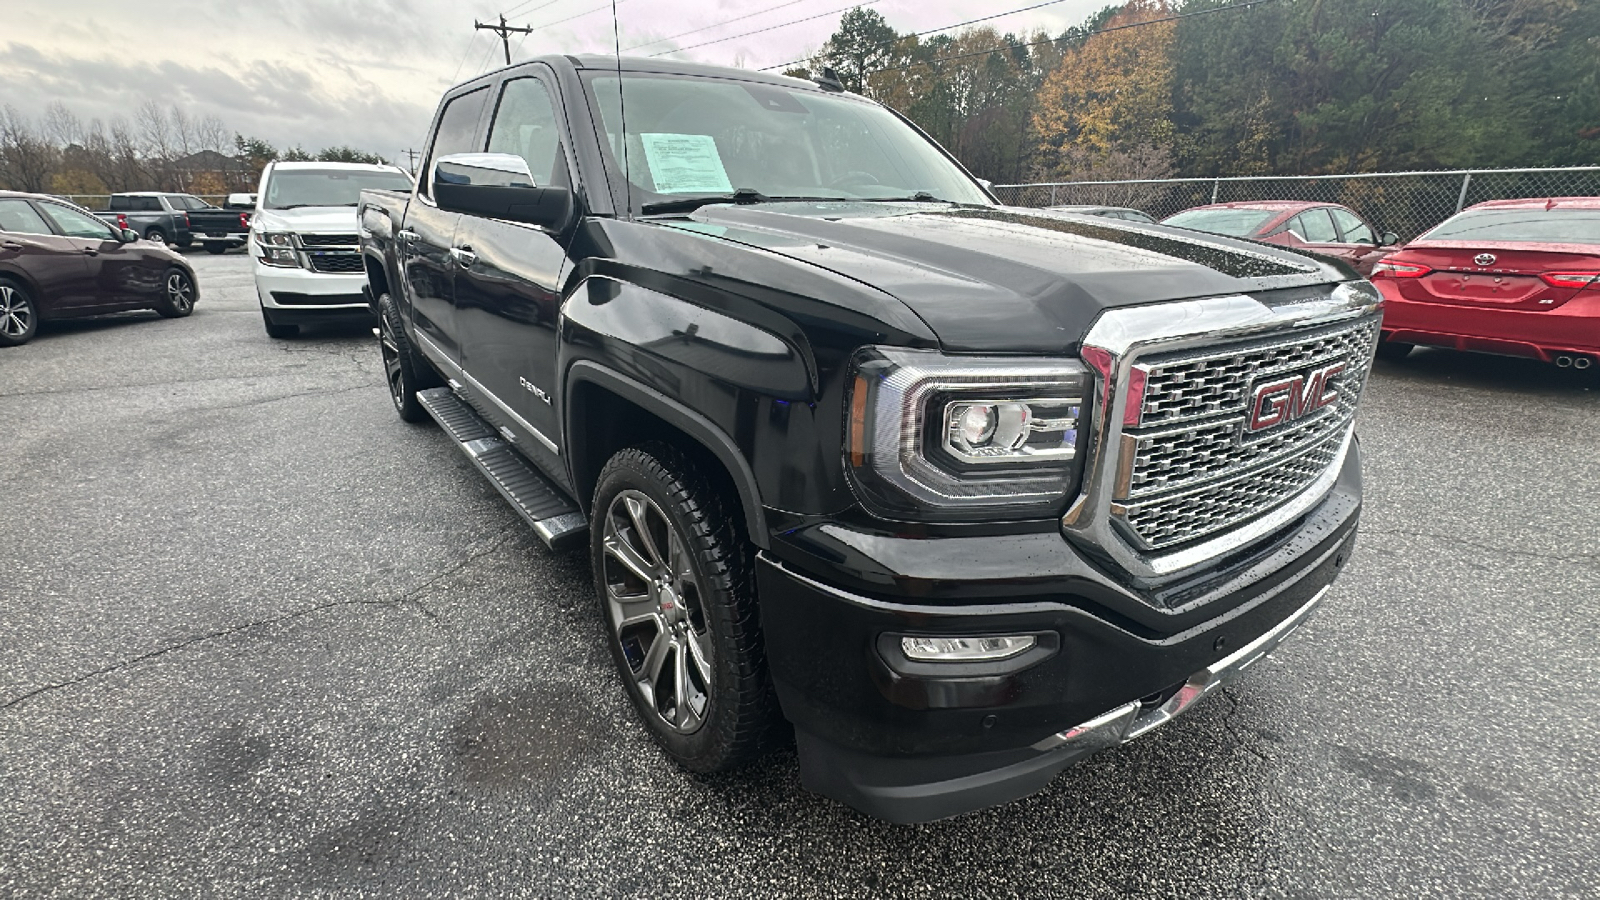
94, 192, 250, 253
360, 56, 1380, 823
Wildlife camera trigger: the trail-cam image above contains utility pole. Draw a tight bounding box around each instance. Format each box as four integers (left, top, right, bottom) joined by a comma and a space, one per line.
475, 14, 534, 66
402, 148, 420, 174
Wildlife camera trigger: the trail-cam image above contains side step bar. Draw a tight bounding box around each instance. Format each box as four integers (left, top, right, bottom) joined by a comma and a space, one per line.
416, 387, 587, 551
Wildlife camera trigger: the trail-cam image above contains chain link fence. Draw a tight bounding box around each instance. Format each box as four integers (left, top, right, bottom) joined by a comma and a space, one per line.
54, 194, 233, 209
994, 167, 1600, 241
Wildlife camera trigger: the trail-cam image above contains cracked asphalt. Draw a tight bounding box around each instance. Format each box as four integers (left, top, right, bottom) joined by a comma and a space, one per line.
3, 252, 1598, 898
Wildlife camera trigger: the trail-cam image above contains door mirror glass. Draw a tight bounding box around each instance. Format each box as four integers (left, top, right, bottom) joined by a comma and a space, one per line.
119, 228, 139, 243
433, 152, 572, 230
1379, 231, 1401, 247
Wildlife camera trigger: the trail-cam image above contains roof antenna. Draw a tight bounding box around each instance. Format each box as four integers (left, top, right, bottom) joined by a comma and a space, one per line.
811, 66, 845, 93
611, 0, 632, 218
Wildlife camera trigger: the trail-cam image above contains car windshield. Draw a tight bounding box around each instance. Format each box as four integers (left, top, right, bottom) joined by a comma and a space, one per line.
1421, 207, 1600, 245
263, 169, 414, 210
584, 72, 991, 212
1163, 207, 1279, 236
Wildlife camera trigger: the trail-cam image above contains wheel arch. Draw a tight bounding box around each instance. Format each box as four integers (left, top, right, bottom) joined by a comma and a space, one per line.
0, 266, 47, 315
566, 360, 768, 549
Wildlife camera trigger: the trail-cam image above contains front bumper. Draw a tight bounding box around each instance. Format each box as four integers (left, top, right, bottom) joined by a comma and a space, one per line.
1380, 283, 1600, 360
253, 254, 368, 312
759, 442, 1361, 823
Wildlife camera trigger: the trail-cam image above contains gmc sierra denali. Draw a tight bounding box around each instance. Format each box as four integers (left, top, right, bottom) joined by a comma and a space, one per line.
360, 56, 1381, 823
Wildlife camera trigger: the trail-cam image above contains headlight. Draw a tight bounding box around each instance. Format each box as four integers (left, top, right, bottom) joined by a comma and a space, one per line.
845, 347, 1089, 521
254, 231, 300, 268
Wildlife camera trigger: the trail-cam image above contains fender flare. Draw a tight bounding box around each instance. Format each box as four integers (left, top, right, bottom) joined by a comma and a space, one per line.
566, 359, 769, 548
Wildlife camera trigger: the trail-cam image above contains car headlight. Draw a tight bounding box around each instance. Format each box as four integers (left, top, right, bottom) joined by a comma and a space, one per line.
845, 347, 1089, 521
253, 231, 300, 267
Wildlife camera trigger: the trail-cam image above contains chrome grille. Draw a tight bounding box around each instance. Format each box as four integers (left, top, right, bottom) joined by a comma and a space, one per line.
299, 233, 359, 247
1114, 315, 1379, 550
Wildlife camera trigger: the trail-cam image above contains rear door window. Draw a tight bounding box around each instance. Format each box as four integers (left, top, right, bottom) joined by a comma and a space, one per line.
487, 76, 567, 187
0, 199, 53, 235
1330, 207, 1375, 243
137, 197, 162, 211
1297, 208, 1340, 242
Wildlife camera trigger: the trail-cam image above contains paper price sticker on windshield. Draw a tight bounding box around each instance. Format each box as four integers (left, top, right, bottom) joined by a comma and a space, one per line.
640, 133, 733, 195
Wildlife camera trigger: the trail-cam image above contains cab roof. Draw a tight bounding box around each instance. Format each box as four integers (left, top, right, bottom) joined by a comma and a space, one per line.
1464, 196, 1600, 211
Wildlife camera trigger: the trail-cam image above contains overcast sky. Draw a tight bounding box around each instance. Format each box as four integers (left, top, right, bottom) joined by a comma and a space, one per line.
4, 0, 1107, 163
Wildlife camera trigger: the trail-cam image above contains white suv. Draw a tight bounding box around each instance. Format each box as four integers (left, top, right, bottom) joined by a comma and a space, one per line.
250, 161, 413, 338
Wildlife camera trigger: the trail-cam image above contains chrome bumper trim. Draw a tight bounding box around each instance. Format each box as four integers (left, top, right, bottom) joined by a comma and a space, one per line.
1030, 584, 1329, 753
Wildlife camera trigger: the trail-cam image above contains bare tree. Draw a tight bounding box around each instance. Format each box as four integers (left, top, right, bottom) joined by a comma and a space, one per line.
43, 102, 83, 148
0, 105, 59, 192
136, 100, 174, 188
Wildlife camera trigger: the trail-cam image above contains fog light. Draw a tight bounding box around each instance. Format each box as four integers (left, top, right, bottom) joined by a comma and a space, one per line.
900, 634, 1036, 662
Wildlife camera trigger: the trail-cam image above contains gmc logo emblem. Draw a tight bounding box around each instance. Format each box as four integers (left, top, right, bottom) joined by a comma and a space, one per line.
1247, 362, 1345, 433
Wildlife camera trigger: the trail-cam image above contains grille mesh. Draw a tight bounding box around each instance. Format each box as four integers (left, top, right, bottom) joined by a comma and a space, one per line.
307, 253, 365, 273
1115, 315, 1379, 549
299, 233, 360, 247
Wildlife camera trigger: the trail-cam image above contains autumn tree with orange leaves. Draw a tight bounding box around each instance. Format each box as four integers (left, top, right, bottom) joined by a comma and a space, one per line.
1029, 0, 1179, 182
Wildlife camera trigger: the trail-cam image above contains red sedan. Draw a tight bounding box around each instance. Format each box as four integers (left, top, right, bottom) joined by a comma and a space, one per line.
1371, 197, 1600, 367
1163, 200, 1399, 276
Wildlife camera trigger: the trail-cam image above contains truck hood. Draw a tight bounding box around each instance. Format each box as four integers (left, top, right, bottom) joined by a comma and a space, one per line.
251, 206, 359, 235
672, 203, 1346, 353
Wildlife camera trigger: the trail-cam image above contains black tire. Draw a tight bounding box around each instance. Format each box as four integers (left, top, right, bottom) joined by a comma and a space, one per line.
260, 307, 298, 339
145, 228, 167, 246
591, 442, 781, 773
0, 278, 39, 348
1376, 340, 1413, 362
377, 292, 441, 423
153, 267, 196, 318
204, 242, 227, 255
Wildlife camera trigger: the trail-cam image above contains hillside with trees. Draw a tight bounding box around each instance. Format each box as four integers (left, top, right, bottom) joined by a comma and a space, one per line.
793, 0, 1599, 183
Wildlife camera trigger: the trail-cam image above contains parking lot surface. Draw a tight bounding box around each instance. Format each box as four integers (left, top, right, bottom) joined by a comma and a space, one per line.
2, 252, 1598, 898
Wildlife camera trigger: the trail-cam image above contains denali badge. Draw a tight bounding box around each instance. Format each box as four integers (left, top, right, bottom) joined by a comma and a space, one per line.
1247, 361, 1345, 433
1475, 253, 1497, 266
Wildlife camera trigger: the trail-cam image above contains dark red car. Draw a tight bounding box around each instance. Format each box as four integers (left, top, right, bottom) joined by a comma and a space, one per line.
0, 190, 198, 347
1163, 201, 1399, 276
1370, 197, 1600, 367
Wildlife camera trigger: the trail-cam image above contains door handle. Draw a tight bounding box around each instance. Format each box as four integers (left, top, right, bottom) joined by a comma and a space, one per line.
450, 246, 477, 268
0, 241, 21, 251
397, 229, 420, 242
81, 248, 99, 256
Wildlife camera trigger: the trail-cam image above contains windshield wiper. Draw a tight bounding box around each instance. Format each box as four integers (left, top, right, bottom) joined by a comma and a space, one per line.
640, 188, 853, 216
856, 192, 952, 203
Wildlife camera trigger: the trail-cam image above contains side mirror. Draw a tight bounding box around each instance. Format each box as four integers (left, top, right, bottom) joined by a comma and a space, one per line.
225, 192, 256, 210
1379, 231, 1401, 247
433, 152, 572, 230
119, 228, 139, 243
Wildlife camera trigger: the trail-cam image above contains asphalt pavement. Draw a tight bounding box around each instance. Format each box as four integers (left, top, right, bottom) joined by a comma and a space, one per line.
2, 252, 1597, 898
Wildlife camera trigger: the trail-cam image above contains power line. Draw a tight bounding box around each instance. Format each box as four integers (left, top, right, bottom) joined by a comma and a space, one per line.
648, 1, 881, 58
860, 0, 1278, 77
625, 0, 806, 52
501, 0, 562, 19
760, 0, 1079, 72
533, 0, 631, 31
449, 32, 483, 85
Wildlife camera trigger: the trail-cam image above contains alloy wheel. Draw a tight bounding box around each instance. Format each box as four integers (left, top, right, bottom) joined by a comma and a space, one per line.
0, 285, 32, 338
602, 489, 714, 734
165, 272, 194, 313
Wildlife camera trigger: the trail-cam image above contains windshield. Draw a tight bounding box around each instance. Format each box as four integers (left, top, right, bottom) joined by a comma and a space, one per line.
1163, 207, 1279, 236
263, 168, 414, 210
1421, 207, 1600, 245
585, 72, 991, 212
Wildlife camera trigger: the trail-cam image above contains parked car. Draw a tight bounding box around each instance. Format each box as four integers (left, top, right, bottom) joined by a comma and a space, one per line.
1046, 204, 1157, 223
360, 55, 1379, 823
0, 190, 198, 347
1370, 197, 1600, 366
1163, 201, 1398, 276
250, 161, 413, 338
90, 191, 250, 254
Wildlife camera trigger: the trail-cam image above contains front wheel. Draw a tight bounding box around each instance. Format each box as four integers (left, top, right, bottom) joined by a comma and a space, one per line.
377, 292, 440, 422
153, 268, 195, 318
145, 228, 167, 246
0, 279, 39, 347
592, 443, 781, 772
204, 242, 227, 255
